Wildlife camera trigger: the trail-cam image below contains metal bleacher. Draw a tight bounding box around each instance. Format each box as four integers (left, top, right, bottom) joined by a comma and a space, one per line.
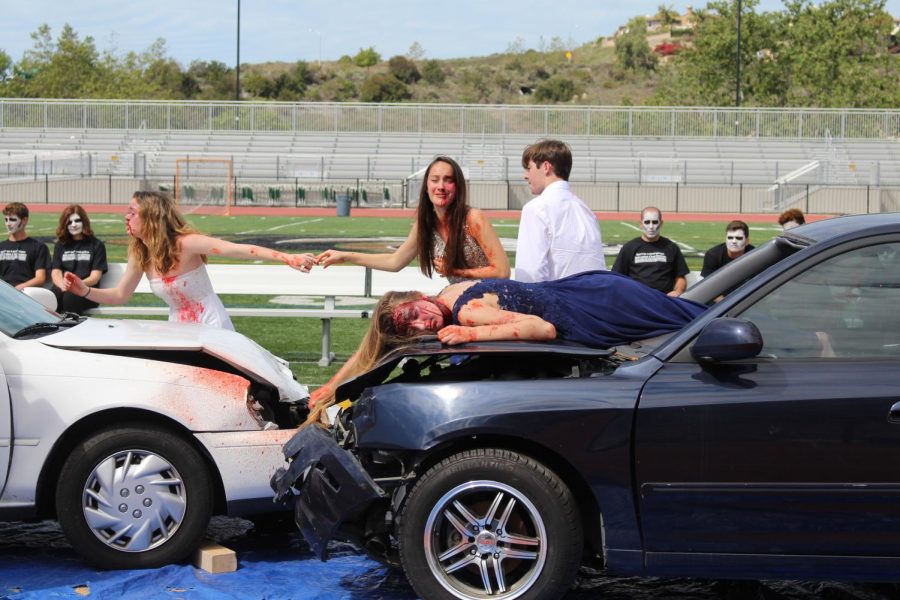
2, 101, 899, 187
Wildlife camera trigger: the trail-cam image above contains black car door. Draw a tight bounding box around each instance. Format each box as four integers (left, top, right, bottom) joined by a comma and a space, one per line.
635, 241, 900, 557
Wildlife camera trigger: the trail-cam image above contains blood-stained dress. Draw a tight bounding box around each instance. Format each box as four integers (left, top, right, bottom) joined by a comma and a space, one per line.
149, 264, 234, 330
451, 270, 706, 347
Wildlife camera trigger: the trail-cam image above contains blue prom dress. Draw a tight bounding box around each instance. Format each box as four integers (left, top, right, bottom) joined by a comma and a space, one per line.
451, 270, 707, 348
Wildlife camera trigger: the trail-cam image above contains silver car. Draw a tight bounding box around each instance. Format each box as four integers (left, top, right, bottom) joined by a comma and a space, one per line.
0, 281, 308, 569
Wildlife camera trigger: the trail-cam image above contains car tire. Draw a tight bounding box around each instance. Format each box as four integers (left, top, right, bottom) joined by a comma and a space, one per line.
56, 424, 213, 569
398, 448, 582, 600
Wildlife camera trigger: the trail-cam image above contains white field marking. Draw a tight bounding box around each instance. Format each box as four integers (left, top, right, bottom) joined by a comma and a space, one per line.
237, 218, 323, 235
619, 222, 697, 252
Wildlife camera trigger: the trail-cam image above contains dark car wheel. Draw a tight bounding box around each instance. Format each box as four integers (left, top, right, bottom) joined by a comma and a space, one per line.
56, 424, 213, 569
398, 448, 583, 600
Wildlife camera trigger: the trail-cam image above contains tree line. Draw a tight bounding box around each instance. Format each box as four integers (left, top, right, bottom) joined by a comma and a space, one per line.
0, 0, 897, 107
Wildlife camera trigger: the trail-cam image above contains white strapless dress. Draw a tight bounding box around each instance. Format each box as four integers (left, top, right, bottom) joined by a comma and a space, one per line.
148, 264, 234, 330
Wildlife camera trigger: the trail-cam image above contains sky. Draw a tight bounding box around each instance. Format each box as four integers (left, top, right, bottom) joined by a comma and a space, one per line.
2, 0, 899, 67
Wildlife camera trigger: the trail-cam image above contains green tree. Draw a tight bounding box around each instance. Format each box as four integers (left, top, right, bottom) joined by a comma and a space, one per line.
615, 17, 658, 72
779, 0, 900, 107
407, 41, 425, 60
421, 59, 446, 85
13, 24, 104, 98
533, 76, 580, 102
0, 50, 11, 80
658, 4, 680, 26
353, 47, 381, 69
388, 55, 421, 84
359, 73, 410, 102
654, 0, 899, 108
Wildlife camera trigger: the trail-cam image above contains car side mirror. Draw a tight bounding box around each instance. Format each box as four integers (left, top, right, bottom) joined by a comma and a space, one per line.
22, 286, 59, 312
690, 317, 763, 363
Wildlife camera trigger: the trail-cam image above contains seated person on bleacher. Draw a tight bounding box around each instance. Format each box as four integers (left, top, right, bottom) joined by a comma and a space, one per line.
50, 205, 108, 315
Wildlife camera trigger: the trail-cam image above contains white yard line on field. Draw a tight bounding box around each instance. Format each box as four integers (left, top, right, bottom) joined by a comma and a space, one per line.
237, 218, 323, 235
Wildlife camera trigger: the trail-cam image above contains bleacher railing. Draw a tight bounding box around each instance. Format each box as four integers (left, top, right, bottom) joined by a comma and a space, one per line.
2, 99, 900, 140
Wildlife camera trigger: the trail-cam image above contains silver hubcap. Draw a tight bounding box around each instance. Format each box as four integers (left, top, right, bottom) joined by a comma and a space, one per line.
81, 449, 187, 553
423, 480, 547, 599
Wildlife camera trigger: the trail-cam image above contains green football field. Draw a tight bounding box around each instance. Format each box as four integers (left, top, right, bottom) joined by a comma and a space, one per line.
24, 211, 784, 389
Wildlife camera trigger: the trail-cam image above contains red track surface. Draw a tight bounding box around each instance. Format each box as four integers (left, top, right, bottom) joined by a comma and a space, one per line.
22, 204, 830, 224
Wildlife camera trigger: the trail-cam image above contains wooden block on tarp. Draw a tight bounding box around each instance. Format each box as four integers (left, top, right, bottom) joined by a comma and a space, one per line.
193, 541, 237, 573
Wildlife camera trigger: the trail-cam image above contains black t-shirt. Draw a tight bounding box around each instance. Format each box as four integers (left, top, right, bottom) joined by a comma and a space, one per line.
0, 237, 51, 286
51, 236, 109, 280
700, 242, 755, 278
611, 236, 689, 293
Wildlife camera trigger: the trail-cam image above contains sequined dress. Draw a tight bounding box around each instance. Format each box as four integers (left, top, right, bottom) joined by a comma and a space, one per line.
451, 270, 706, 348
148, 264, 234, 330
432, 227, 489, 283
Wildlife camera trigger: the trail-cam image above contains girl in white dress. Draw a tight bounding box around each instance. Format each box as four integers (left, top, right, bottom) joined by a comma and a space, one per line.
63, 191, 315, 330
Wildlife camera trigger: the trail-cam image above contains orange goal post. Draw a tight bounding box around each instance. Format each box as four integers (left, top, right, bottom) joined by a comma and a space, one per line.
174, 157, 234, 216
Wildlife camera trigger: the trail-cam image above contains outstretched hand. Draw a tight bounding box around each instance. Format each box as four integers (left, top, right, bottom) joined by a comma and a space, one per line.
62, 272, 87, 296
315, 250, 347, 268
283, 253, 316, 273
437, 325, 478, 345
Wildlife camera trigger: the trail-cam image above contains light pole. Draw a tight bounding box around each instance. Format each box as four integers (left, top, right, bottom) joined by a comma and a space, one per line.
308, 28, 322, 65
236, 0, 241, 101
735, 0, 742, 107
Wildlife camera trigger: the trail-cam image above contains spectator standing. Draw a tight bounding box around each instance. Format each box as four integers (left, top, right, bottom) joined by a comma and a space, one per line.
1, 202, 50, 290
50, 205, 108, 314
700, 220, 754, 278
514, 139, 605, 282
612, 206, 689, 297
317, 156, 508, 282
778, 208, 805, 231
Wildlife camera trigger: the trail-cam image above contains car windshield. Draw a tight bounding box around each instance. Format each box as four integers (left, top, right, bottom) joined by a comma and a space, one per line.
0, 281, 63, 337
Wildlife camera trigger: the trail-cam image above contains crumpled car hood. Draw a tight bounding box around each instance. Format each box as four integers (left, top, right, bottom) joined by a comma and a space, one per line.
40, 318, 309, 402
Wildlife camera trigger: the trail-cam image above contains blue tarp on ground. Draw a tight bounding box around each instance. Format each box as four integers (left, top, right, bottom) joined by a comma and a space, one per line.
0, 518, 417, 600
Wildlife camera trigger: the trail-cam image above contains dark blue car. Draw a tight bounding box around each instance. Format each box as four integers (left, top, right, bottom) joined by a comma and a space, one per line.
273, 213, 900, 600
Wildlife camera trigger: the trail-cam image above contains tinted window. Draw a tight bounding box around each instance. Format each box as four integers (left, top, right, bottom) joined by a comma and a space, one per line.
741, 243, 900, 359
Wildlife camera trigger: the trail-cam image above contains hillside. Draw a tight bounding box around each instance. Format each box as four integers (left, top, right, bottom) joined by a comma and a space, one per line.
243, 27, 682, 106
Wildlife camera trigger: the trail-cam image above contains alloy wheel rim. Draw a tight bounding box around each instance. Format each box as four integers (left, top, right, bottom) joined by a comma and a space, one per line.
423, 479, 547, 600
81, 449, 187, 553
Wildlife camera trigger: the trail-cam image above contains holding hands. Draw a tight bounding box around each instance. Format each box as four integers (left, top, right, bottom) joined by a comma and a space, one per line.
280, 252, 317, 273
315, 249, 349, 269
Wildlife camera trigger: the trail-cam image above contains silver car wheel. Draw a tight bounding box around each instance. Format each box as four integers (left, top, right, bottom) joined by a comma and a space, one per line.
423, 479, 547, 600
81, 449, 187, 553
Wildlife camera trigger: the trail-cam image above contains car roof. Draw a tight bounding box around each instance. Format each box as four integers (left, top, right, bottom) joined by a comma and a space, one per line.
786, 213, 900, 244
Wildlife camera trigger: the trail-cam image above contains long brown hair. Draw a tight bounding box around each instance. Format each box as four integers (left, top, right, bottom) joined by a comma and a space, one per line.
306, 290, 425, 425
55, 204, 95, 244
416, 156, 470, 278
129, 191, 200, 275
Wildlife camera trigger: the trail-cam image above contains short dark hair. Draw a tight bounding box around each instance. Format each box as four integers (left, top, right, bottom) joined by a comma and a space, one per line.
778, 208, 805, 226
2, 202, 29, 219
521, 139, 573, 180
726, 220, 749, 236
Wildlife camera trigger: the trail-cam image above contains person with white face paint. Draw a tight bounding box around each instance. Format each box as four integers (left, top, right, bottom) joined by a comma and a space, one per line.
50, 205, 108, 314
700, 220, 755, 278
0, 202, 50, 290
611, 207, 689, 296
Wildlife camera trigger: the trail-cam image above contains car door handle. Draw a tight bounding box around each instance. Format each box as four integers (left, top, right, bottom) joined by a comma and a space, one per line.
889, 401, 900, 424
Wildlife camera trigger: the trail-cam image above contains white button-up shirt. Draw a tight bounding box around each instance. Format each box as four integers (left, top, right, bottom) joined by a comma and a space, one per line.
514, 180, 606, 282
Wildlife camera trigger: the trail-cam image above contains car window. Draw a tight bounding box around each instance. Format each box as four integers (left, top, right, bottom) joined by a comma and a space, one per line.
0, 281, 61, 337
740, 242, 900, 359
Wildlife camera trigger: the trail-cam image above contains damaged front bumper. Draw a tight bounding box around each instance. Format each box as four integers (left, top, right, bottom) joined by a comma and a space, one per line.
271, 425, 386, 560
